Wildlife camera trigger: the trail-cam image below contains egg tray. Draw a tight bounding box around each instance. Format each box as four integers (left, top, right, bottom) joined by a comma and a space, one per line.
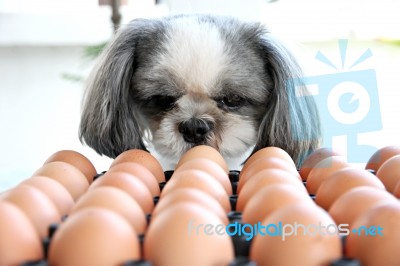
23, 170, 362, 266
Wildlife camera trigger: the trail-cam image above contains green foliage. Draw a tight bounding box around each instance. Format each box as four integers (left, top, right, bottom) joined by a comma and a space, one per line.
62, 41, 108, 83
83, 42, 108, 61
379, 39, 400, 47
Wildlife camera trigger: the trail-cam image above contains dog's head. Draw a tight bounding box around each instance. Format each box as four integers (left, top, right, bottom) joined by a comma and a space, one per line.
79, 15, 321, 168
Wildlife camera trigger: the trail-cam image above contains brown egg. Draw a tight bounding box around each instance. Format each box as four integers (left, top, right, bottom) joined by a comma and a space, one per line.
306, 156, 349, 194
346, 202, 400, 266
90, 171, 154, 214
237, 157, 300, 194
175, 145, 229, 173
250, 203, 342, 266
21, 176, 74, 217
174, 158, 232, 195
161, 169, 231, 212
365, 145, 400, 172
329, 186, 397, 228
315, 168, 385, 210
48, 207, 140, 266
108, 162, 160, 196
393, 180, 400, 198
241, 146, 296, 175
111, 149, 165, 182
1, 185, 61, 238
376, 155, 400, 192
236, 169, 307, 212
242, 184, 313, 227
0, 201, 43, 265
32, 161, 89, 201
70, 186, 147, 234
144, 202, 234, 266
44, 150, 97, 183
299, 147, 342, 181
151, 188, 228, 225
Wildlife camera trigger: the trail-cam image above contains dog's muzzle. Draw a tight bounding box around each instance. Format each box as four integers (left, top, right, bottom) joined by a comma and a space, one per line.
178, 118, 213, 144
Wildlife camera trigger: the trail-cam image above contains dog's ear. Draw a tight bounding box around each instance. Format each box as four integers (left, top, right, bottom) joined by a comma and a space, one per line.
79, 19, 152, 158
252, 34, 322, 168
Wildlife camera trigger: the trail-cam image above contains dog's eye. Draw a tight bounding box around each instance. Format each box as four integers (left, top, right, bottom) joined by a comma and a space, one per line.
147, 95, 177, 110
217, 95, 245, 110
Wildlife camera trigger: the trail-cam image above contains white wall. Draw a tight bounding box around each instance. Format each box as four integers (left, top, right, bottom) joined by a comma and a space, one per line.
0, 46, 115, 191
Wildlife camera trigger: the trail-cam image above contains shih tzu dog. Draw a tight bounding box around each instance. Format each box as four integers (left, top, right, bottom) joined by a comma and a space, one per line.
79, 14, 321, 170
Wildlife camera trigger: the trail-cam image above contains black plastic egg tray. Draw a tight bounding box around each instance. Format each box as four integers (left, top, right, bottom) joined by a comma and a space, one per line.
23, 170, 361, 266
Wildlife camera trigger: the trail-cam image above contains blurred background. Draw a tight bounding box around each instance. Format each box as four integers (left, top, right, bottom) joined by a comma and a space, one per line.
1, 0, 399, 191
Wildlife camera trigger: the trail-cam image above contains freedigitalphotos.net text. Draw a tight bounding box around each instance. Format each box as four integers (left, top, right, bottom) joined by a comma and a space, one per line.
188, 220, 383, 241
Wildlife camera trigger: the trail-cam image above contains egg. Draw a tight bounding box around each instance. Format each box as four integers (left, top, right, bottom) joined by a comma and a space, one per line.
0, 201, 43, 265
365, 145, 400, 172
315, 168, 385, 210
250, 203, 342, 266
175, 145, 229, 173
237, 157, 300, 194
329, 186, 397, 228
161, 169, 231, 212
89, 171, 154, 214
32, 161, 89, 201
241, 146, 296, 175
375, 155, 400, 192
108, 162, 160, 196
393, 180, 400, 198
44, 150, 97, 183
242, 184, 313, 227
48, 207, 140, 266
69, 186, 147, 234
306, 156, 349, 194
346, 202, 400, 266
299, 147, 342, 181
173, 158, 232, 195
110, 149, 165, 182
151, 188, 229, 225
236, 168, 307, 212
144, 202, 234, 266
21, 176, 74, 216
0, 185, 61, 238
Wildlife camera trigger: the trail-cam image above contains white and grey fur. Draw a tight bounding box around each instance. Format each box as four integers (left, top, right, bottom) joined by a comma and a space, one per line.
79, 14, 321, 169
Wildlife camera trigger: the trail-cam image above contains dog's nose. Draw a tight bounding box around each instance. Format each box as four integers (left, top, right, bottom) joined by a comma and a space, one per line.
178, 118, 212, 144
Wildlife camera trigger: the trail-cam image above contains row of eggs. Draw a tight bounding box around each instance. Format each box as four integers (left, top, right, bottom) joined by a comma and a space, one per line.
0, 145, 400, 266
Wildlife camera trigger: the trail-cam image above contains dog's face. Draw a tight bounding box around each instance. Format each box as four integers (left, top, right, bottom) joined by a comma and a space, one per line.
79, 15, 321, 168
133, 17, 272, 163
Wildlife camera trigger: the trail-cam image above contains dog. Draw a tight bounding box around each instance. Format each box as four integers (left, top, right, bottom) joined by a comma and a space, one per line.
79, 14, 321, 170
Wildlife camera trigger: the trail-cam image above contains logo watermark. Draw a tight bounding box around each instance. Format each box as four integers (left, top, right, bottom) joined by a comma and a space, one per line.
188, 220, 384, 241
294, 39, 382, 163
